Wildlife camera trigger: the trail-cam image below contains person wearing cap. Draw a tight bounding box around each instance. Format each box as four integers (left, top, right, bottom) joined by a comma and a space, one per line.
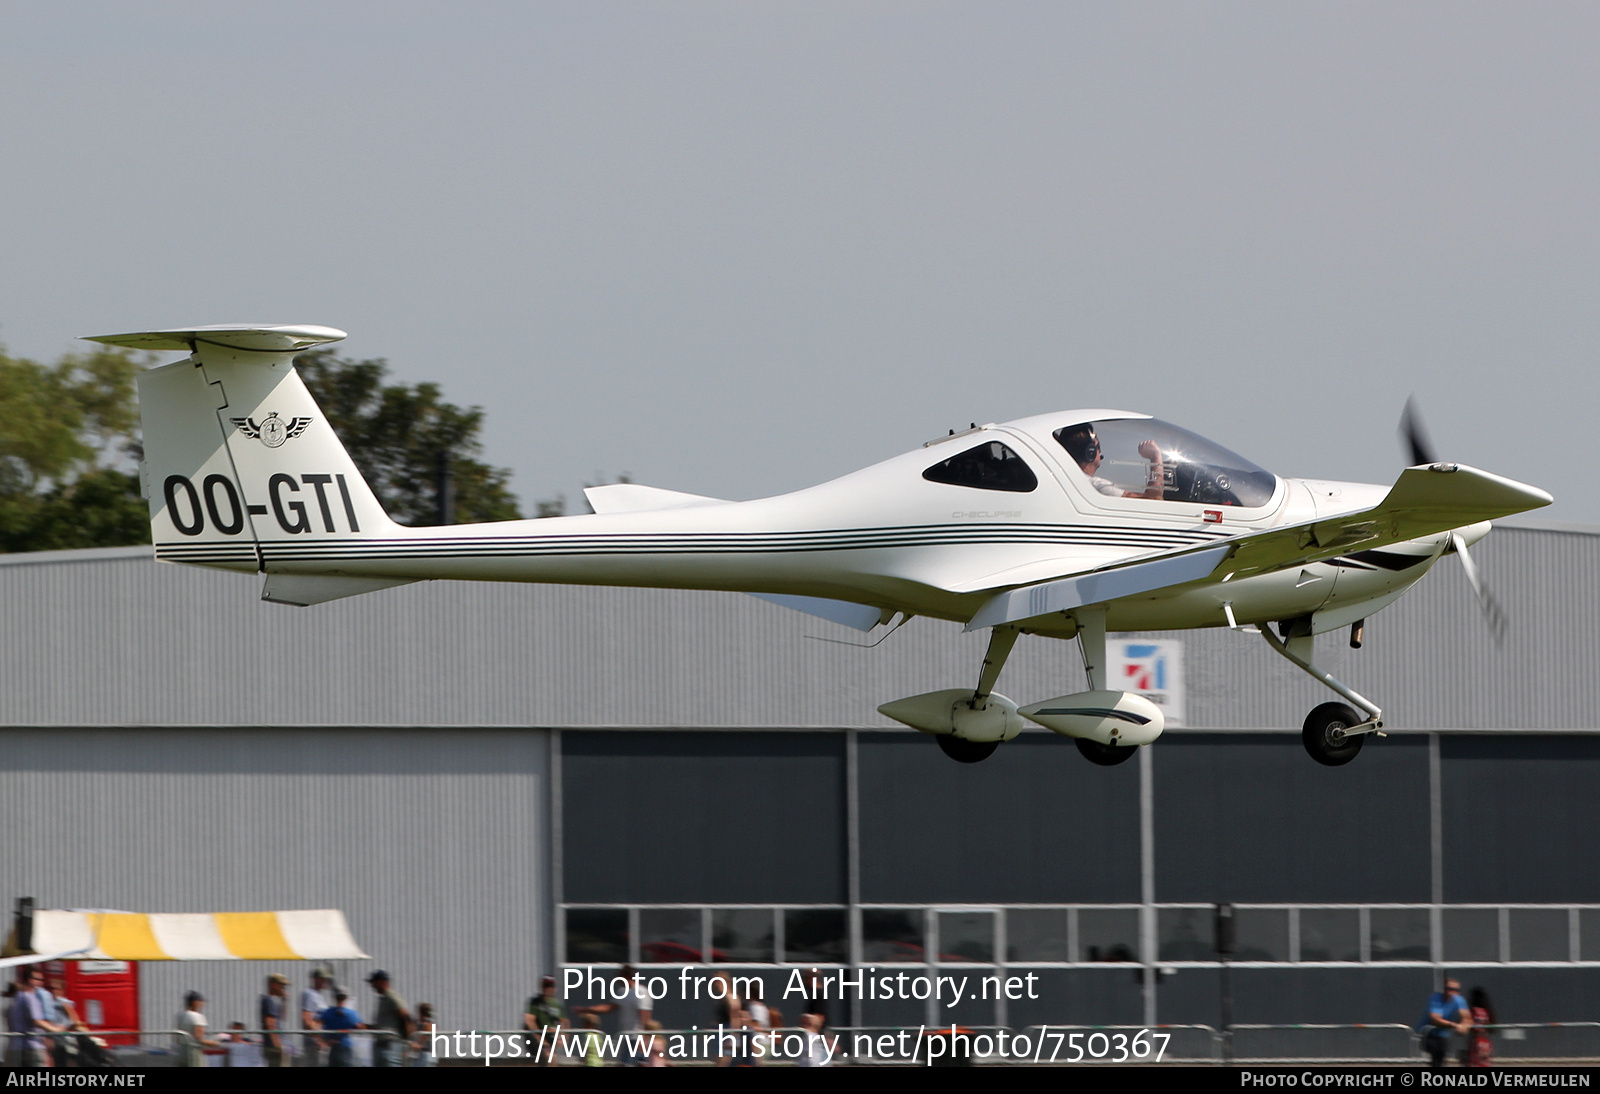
318, 990, 364, 1068
366, 970, 413, 1067
176, 990, 221, 1068
299, 968, 332, 1067
523, 974, 568, 1066
259, 973, 289, 1067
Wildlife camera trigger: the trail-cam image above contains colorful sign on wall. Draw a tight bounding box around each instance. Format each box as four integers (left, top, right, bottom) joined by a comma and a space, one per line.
1107, 640, 1185, 727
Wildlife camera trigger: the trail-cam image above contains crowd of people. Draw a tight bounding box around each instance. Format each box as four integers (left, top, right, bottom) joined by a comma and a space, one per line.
4, 964, 434, 1068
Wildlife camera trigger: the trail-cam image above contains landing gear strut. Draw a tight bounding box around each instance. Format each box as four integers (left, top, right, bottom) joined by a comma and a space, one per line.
931, 626, 1019, 763
1260, 617, 1384, 766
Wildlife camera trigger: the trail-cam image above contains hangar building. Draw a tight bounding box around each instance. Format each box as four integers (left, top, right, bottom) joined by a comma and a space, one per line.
4, 519, 1600, 1037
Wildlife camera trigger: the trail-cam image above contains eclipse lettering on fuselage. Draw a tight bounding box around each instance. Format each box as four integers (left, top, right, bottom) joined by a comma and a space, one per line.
162, 473, 360, 536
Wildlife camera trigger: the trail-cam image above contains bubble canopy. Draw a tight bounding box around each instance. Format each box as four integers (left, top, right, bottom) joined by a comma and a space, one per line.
1053, 418, 1278, 508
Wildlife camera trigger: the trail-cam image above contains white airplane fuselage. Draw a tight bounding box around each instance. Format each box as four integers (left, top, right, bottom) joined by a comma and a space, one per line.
160, 407, 1467, 640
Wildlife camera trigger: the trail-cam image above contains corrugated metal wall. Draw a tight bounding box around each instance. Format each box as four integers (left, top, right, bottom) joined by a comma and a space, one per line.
0, 522, 1593, 729
0, 728, 547, 1034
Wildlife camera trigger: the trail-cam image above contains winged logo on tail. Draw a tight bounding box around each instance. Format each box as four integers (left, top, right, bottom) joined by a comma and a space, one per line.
231, 411, 314, 448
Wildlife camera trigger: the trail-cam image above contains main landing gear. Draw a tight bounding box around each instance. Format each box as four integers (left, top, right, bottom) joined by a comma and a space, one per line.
1075, 737, 1137, 766
1260, 617, 1384, 767
938, 736, 999, 764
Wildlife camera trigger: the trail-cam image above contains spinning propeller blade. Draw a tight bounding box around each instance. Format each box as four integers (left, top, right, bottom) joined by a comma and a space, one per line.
1399, 395, 1438, 467
1400, 398, 1505, 645
1450, 532, 1508, 645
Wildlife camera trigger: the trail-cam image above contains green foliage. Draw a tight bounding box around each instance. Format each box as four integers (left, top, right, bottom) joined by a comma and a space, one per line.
295, 350, 523, 525
0, 346, 148, 552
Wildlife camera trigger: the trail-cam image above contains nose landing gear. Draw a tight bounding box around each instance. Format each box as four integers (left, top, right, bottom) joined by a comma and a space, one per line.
1261, 617, 1385, 765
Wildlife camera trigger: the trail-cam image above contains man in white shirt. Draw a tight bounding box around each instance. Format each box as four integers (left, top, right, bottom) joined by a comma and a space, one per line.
298, 969, 332, 1067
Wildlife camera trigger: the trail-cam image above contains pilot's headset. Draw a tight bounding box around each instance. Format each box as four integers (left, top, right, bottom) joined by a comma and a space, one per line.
1059, 425, 1100, 468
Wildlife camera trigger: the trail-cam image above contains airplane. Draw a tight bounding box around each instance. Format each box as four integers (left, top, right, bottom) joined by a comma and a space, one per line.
90, 324, 1553, 768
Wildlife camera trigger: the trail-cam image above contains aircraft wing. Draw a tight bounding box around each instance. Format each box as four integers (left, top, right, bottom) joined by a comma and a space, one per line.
965, 463, 1551, 631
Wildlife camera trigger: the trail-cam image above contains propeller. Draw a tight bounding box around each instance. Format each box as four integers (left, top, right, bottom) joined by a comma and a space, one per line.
1399, 397, 1507, 644
1400, 396, 1439, 467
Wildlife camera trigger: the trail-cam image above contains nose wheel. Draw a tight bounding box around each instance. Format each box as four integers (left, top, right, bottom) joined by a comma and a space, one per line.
937, 735, 999, 763
1302, 702, 1365, 766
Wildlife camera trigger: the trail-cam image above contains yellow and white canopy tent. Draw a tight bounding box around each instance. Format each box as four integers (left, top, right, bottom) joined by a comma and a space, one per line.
3, 909, 368, 967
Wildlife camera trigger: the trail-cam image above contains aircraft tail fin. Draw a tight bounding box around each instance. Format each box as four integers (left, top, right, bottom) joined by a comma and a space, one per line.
94, 325, 400, 574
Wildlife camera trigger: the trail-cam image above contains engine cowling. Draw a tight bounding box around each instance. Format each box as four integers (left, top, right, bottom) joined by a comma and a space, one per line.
878, 689, 1025, 743
1018, 690, 1164, 746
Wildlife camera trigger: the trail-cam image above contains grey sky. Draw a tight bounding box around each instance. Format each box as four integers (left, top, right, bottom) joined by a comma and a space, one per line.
3, 2, 1595, 521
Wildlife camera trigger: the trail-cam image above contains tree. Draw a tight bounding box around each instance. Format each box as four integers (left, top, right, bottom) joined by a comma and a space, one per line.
0, 346, 148, 553
293, 350, 523, 524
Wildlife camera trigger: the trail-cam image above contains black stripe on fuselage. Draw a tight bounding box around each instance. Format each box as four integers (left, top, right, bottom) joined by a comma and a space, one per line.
158, 522, 1230, 563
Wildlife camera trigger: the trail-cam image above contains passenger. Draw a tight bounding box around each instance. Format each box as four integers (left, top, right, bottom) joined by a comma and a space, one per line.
1464, 987, 1496, 1067
1058, 424, 1166, 499
799, 970, 829, 1031
175, 990, 221, 1068
580, 1012, 604, 1067
45, 971, 104, 1067
299, 969, 332, 1067
797, 1012, 832, 1067
573, 963, 653, 1066
8, 968, 65, 1067
317, 989, 363, 1067
642, 1019, 668, 1067
1418, 976, 1472, 1067
523, 973, 568, 1066
259, 972, 289, 1067
365, 970, 413, 1067
410, 1004, 436, 1066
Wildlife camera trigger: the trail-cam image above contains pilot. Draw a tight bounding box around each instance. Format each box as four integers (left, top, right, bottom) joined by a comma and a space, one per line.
1059, 424, 1166, 500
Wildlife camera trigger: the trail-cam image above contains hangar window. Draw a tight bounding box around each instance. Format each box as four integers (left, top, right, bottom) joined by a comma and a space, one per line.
784, 909, 848, 964
1510, 908, 1569, 962
1007, 909, 1068, 961
1078, 908, 1141, 962
1298, 908, 1360, 962
861, 908, 925, 962
640, 908, 703, 963
1369, 908, 1431, 961
712, 908, 774, 963
1235, 908, 1289, 961
922, 441, 1038, 493
1583, 910, 1600, 962
938, 911, 995, 963
566, 908, 629, 964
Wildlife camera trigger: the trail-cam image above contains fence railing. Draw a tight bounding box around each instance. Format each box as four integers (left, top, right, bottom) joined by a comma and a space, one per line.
1, 1028, 410, 1068
7, 1022, 1600, 1065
